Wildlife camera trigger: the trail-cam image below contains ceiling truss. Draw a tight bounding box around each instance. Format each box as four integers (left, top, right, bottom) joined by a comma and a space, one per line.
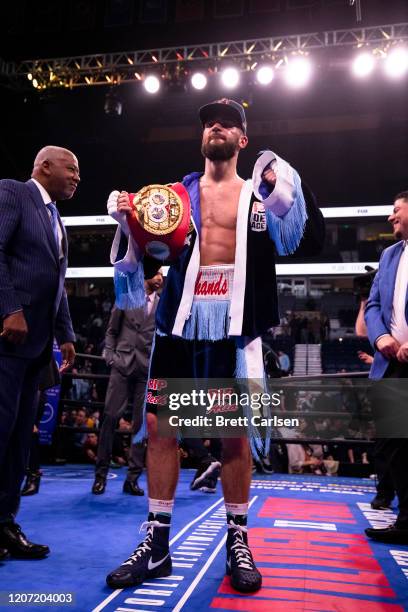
1, 22, 407, 89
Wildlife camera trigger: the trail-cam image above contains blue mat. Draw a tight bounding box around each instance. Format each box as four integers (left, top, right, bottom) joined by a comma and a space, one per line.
1, 467, 407, 611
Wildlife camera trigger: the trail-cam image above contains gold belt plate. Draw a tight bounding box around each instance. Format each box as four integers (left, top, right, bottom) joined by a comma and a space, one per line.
132, 184, 183, 236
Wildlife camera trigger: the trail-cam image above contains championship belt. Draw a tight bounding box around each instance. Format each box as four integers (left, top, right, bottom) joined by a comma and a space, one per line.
127, 183, 192, 262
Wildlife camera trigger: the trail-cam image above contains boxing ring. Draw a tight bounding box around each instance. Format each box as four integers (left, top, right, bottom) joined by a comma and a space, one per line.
3, 466, 407, 611
3, 363, 408, 611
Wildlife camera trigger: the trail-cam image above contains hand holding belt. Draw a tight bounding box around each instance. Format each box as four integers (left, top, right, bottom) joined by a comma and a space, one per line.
126, 183, 191, 262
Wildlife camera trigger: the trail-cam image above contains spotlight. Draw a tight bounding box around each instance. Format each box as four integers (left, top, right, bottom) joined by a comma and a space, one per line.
221, 67, 240, 89
384, 47, 408, 79
352, 52, 375, 78
104, 90, 122, 116
191, 72, 207, 90
284, 57, 312, 88
256, 65, 274, 85
144, 75, 161, 94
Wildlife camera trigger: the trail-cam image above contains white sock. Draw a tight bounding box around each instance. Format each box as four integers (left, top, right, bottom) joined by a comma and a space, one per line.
225, 502, 249, 519
149, 498, 174, 518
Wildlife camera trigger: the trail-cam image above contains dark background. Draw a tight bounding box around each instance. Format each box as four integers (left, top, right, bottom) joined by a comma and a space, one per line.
1, 0, 408, 216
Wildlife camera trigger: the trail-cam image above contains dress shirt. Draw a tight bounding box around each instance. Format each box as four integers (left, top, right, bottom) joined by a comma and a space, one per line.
31, 178, 63, 259
390, 241, 408, 345
145, 292, 156, 316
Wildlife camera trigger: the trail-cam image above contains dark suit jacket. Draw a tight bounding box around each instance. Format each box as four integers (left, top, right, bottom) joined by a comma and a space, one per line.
104, 296, 159, 377
0, 179, 75, 359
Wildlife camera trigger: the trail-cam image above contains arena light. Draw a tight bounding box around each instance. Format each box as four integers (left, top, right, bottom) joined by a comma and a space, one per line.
352, 52, 375, 78
143, 74, 160, 94
384, 47, 408, 78
191, 72, 207, 90
220, 67, 240, 89
256, 65, 274, 85
284, 57, 312, 88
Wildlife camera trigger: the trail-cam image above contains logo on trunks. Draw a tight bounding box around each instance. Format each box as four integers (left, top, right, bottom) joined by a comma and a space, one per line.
206, 388, 239, 414
146, 378, 168, 406
194, 272, 228, 296
250, 201, 266, 232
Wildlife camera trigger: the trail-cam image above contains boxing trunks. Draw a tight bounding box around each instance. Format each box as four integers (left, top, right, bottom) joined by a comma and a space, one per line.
147, 264, 238, 417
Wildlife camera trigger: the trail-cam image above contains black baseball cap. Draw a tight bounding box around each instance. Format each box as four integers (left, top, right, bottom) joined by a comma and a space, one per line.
199, 98, 247, 134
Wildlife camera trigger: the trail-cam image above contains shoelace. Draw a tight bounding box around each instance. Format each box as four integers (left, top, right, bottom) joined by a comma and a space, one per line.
123, 520, 169, 566
227, 520, 255, 570
139, 520, 170, 534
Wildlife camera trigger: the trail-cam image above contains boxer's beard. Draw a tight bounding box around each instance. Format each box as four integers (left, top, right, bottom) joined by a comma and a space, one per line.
201, 139, 237, 161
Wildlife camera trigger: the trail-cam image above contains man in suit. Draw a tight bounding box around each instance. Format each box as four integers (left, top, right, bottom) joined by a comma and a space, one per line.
92, 272, 163, 496
365, 190, 408, 544
0, 146, 78, 560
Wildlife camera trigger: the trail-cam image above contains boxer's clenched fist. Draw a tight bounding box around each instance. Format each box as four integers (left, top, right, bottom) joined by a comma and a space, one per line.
107, 190, 130, 236
117, 191, 132, 213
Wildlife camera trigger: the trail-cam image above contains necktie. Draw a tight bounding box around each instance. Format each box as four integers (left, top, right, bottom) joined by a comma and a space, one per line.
145, 295, 151, 316
46, 202, 60, 249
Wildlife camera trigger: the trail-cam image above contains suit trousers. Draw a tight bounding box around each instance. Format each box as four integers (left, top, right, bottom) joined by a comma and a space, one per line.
373, 360, 408, 525
0, 354, 42, 521
373, 439, 395, 502
95, 366, 146, 481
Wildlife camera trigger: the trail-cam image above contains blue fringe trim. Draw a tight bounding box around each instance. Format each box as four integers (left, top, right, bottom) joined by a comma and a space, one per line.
243, 402, 265, 461
266, 169, 307, 256
235, 339, 267, 461
132, 393, 147, 443
132, 332, 157, 443
156, 328, 168, 336
182, 300, 230, 341
114, 261, 145, 310
235, 340, 248, 379
262, 372, 271, 457
132, 377, 148, 441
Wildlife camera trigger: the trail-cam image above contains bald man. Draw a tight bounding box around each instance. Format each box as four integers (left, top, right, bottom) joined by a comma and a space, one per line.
0, 146, 78, 560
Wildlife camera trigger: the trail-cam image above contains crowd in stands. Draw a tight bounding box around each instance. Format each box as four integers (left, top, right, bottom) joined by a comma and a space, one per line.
56, 407, 135, 467
53, 401, 373, 478
267, 312, 331, 344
